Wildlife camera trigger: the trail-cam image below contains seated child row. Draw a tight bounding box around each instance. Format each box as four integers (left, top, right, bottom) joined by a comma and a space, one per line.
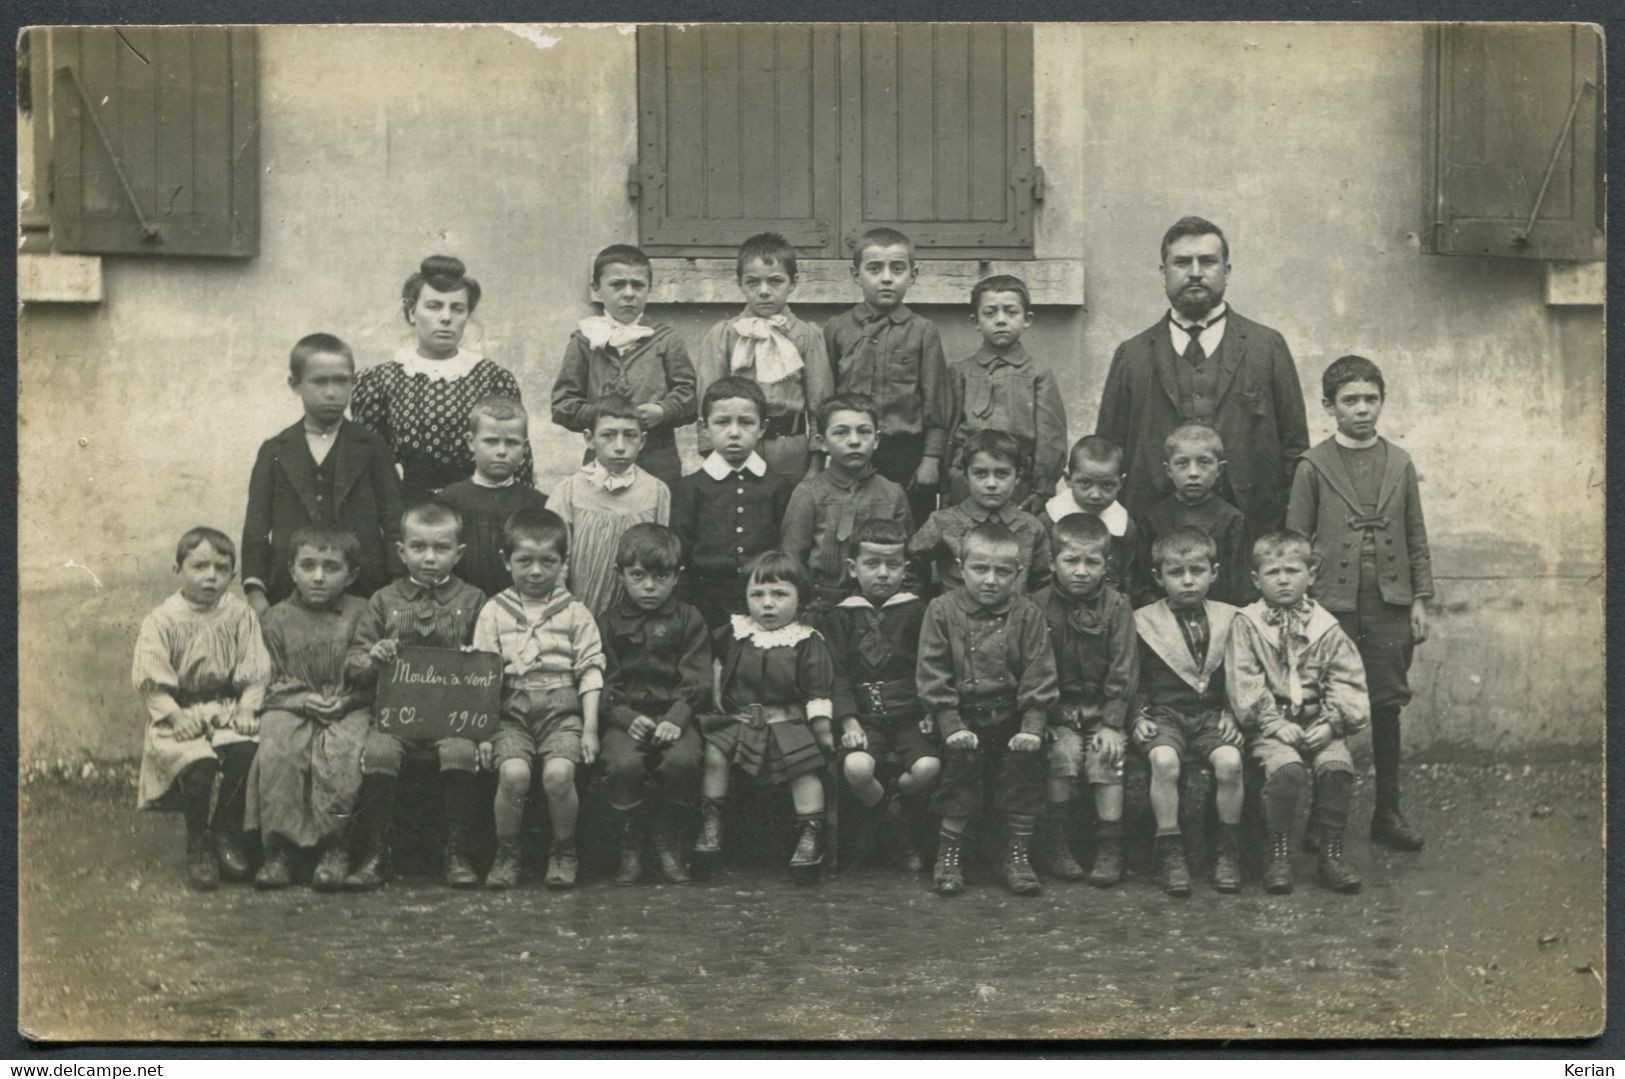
138, 501, 1371, 901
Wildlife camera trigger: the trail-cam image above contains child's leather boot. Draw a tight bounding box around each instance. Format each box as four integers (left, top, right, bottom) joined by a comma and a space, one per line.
1155, 833, 1192, 897
486, 838, 522, 890
1212, 822, 1242, 893
1263, 830, 1295, 894
1004, 835, 1042, 896
1317, 828, 1363, 893
256, 834, 294, 891
1043, 813, 1086, 881
933, 839, 965, 897
613, 806, 645, 885
653, 810, 691, 884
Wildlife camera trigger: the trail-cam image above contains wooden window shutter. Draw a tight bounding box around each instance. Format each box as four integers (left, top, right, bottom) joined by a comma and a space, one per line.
841, 23, 1036, 259
50, 26, 258, 257
1424, 23, 1603, 260
637, 25, 841, 256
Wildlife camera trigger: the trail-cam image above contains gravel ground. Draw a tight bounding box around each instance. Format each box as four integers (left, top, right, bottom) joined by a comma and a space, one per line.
17, 758, 1605, 1042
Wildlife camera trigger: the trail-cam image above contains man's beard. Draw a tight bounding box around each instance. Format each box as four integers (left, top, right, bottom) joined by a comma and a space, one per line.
1173, 284, 1221, 321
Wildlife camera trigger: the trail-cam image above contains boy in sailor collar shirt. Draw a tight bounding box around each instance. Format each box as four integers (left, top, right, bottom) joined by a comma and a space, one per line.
1132, 526, 1246, 897
1227, 530, 1371, 896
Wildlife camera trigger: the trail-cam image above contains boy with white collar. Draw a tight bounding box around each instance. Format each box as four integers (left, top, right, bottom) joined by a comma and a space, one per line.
1132, 526, 1246, 897
1046, 434, 1142, 597
1227, 530, 1371, 895
819, 518, 939, 872
671, 377, 795, 630
1287, 355, 1433, 853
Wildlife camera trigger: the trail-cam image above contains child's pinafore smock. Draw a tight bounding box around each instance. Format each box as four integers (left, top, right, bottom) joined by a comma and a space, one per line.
131, 591, 271, 810
701, 616, 834, 785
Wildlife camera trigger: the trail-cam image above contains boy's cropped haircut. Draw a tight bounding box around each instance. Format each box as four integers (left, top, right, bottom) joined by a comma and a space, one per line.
402, 500, 464, 540
288, 332, 354, 381
468, 395, 527, 433
616, 522, 683, 574
286, 524, 363, 569
701, 376, 768, 423
504, 507, 569, 559
1321, 354, 1386, 402
737, 232, 798, 282
1068, 434, 1124, 474
1160, 215, 1229, 263
1251, 529, 1316, 570
1164, 421, 1224, 459
175, 526, 237, 568
592, 244, 652, 286
586, 393, 642, 431
1150, 525, 1218, 570
958, 427, 1028, 475
852, 226, 914, 267
1052, 512, 1112, 553
818, 391, 881, 431
845, 516, 910, 558
962, 521, 1022, 559
970, 273, 1031, 313
744, 550, 813, 606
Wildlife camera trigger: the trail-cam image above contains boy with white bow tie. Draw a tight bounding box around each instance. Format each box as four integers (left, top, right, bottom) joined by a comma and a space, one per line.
551, 244, 697, 489
694, 232, 834, 483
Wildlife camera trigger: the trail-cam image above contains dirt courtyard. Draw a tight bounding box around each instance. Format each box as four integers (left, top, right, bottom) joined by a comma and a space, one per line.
17, 758, 1605, 1043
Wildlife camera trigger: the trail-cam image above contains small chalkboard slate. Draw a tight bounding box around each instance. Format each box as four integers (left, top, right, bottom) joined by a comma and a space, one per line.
375, 645, 503, 742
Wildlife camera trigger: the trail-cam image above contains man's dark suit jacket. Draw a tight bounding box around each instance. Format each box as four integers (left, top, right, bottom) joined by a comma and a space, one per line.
241, 419, 405, 604
1096, 309, 1309, 537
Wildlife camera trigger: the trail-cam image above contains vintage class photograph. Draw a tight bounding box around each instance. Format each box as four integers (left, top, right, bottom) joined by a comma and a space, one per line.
14, 20, 1606, 1042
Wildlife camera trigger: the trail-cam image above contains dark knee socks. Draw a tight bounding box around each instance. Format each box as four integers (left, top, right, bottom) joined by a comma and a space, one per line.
211, 742, 255, 835
1371, 707, 1403, 812
178, 759, 218, 840
1314, 769, 1354, 832
1262, 763, 1310, 834
442, 770, 479, 840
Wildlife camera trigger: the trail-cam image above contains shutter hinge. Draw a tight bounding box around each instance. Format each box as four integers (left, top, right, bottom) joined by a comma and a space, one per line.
1032, 165, 1045, 202
627, 164, 642, 203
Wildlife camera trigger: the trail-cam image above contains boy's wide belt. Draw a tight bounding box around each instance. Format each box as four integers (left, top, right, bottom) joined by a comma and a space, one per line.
1273, 696, 1323, 724
957, 695, 1021, 727
731, 703, 805, 729
855, 678, 920, 720
508, 673, 577, 692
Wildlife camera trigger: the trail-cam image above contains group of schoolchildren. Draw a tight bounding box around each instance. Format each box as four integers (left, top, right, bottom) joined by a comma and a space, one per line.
134, 226, 1433, 904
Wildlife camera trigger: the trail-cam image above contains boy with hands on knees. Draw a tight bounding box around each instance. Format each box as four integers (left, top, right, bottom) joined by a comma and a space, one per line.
1132, 526, 1246, 897
917, 523, 1059, 898
1227, 530, 1370, 895
819, 518, 939, 872
473, 508, 605, 891
1032, 514, 1138, 886
597, 524, 711, 885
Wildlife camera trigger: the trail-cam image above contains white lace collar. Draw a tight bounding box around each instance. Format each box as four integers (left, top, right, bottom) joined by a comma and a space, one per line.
584, 460, 640, 492
729, 613, 818, 648
702, 451, 768, 480
835, 591, 919, 610
393, 346, 484, 383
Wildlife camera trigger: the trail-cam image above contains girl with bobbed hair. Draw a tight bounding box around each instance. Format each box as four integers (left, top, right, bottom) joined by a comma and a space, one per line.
351, 255, 536, 504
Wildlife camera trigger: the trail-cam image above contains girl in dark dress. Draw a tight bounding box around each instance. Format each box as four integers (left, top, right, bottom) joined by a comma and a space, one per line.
693, 551, 835, 878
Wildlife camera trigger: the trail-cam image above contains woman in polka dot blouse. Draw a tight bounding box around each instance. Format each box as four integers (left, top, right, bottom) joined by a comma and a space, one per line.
352, 255, 536, 506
